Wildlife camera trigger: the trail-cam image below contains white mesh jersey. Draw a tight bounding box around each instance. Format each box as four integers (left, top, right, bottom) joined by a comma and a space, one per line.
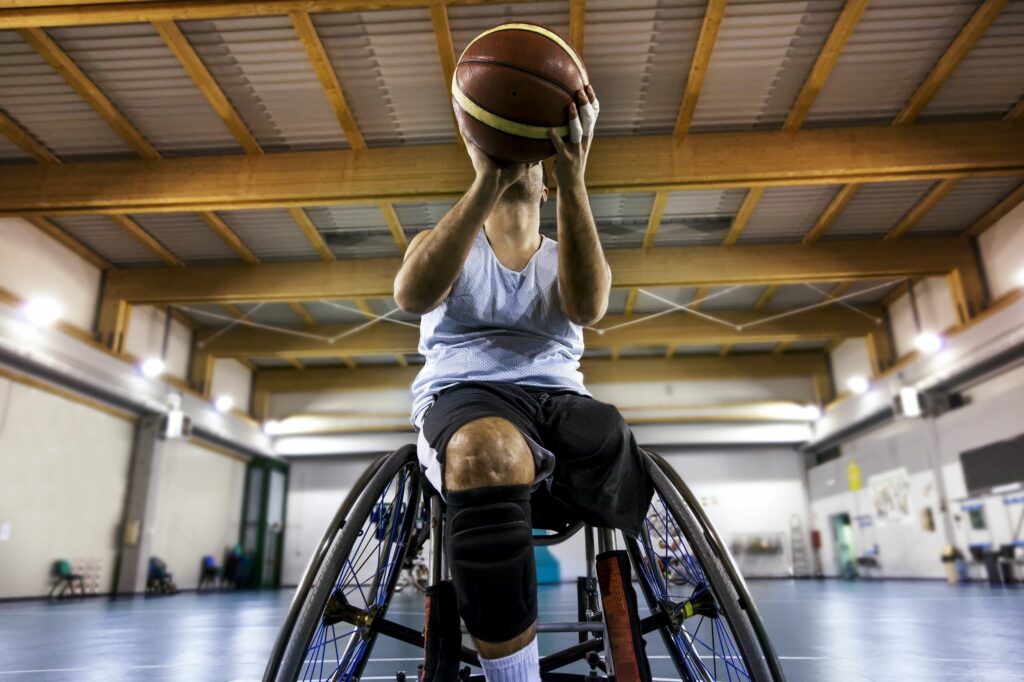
411, 229, 589, 425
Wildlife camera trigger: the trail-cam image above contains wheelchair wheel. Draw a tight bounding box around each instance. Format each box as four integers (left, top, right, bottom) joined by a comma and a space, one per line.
272, 447, 423, 681
626, 451, 783, 682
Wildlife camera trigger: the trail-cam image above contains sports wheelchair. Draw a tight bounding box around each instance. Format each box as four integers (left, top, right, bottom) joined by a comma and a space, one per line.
263, 445, 785, 682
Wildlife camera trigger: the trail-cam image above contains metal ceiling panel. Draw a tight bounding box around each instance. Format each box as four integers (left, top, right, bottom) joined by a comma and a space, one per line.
672, 344, 724, 355
0, 30, 134, 159
369, 298, 420, 323
44, 23, 242, 157
911, 176, 1024, 236
301, 357, 348, 367
251, 357, 293, 368
236, 302, 306, 328
353, 354, 401, 365
619, 346, 669, 358
845, 278, 902, 304
785, 339, 828, 351
765, 282, 833, 309
175, 303, 227, 328
216, 208, 321, 261
450, 2, 570, 55
738, 184, 844, 243
605, 288, 630, 315
823, 180, 936, 240
129, 212, 241, 265
589, 192, 656, 249
921, 1, 1024, 121
48, 215, 163, 266
394, 199, 457, 232
699, 284, 764, 311
303, 300, 377, 325
179, 16, 346, 151
305, 205, 402, 259
632, 286, 697, 314
582, 347, 614, 358
806, 0, 980, 126
656, 188, 745, 246
729, 342, 779, 353
692, 0, 845, 131
315, 8, 454, 147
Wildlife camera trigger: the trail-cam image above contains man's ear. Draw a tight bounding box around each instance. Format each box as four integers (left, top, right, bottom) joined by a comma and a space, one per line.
540, 184, 549, 206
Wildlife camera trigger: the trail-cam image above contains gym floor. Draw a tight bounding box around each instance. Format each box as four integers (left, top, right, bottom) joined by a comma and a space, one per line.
1, 581, 1021, 681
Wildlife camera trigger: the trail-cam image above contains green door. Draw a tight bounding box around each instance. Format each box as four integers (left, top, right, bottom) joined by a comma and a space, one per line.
240, 457, 289, 588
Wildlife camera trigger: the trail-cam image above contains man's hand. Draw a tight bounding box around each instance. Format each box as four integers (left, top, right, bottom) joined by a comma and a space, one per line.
465, 138, 531, 195
547, 85, 599, 190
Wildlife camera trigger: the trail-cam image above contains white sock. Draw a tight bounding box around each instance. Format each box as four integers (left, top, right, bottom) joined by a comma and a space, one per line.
478, 637, 540, 682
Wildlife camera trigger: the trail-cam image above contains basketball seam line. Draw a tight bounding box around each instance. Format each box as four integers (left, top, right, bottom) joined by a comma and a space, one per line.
452, 86, 569, 139
457, 59, 576, 117
460, 23, 587, 82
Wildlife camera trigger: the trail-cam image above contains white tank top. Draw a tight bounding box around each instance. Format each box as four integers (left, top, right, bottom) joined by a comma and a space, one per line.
411, 229, 588, 424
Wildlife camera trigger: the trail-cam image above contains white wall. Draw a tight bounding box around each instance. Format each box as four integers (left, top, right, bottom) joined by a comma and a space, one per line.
808, 363, 1024, 579
830, 337, 873, 391
124, 306, 192, 380
0, 375, 135, 598
149, 439, 247, 590
282, 447, 808, 586
0, 217, 101, 331
888, 276, 959, 358
210, 358, 253, 413
978, 198, 1024, 300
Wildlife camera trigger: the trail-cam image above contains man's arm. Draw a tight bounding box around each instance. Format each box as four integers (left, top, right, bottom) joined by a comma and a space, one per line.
549, 86, 610, 326
394, 144, 531, 315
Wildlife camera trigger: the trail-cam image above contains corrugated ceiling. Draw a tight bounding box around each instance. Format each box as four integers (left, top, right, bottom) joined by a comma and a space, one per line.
739, 185, 844, 244
824, 180, 936, 240
49, 215, 163, 266
130, 212, 241, 265
657, 188, 745, 246
217, 209, 322, 261
912, 176, 1024, 236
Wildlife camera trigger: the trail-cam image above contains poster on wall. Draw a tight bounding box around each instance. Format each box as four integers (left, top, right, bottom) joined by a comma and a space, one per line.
869, 467, 913, 525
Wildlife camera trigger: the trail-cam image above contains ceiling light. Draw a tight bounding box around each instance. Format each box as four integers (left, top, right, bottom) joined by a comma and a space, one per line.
804, 405, 823, 420
914, 331, 943, 355
140, 357, 165, 379
214, 395, 235, 413
262, 419, 281, 435
1016, 268, 1024, 287
22, 297, 62, 327
847, 375, 870, 395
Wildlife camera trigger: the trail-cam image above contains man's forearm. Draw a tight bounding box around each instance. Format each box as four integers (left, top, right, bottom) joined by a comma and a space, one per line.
394, 177, 502, 313
557, 182, 610, 325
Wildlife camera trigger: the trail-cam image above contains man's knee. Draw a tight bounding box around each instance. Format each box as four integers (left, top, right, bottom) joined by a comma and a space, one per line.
445, 417, 534, 491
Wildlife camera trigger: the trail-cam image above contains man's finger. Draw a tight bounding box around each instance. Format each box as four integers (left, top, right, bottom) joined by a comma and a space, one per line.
548, 128, 567, 155
567, 101, 583, 144
579, 87, 598, 138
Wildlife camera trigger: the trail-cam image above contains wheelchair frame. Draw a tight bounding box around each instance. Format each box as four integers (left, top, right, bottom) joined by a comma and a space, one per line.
263, 446, 786, 682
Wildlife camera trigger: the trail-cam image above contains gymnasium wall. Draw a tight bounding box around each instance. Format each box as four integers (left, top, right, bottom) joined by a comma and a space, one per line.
281, 447, 808, 585
124, 306, 193, 381
978, 199, 1024, 300
148, 439, 248, 591
0, 217, 101, 331
0, 374, 135, 599
807, 364, 1024, 579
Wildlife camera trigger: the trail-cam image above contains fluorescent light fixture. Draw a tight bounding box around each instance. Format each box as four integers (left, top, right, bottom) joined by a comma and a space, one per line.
140, 357, 165, 378
214, 395, 235, 413
1016, 268, 1024, 287
914, 331, 943, 354
847, 375, 870, 395
22, 297, 62, 327
262, 419, 281, 435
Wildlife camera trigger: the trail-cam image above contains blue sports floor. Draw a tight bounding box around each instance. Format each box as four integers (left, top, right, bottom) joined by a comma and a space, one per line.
0, 580, 1021, 681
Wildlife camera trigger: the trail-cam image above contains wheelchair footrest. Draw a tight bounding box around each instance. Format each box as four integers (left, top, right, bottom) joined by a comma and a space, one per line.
420, 580, 462, 682
596, 550, 652, 682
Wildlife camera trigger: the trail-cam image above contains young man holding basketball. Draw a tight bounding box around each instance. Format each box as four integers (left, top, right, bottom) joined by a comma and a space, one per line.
395, 86, 652, 682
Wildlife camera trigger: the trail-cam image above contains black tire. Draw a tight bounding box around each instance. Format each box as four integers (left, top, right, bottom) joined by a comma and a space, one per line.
274, 448, 423, 681
626, 453, 778, 681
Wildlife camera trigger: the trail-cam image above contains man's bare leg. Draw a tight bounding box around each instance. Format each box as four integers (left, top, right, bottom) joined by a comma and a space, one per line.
445, 417, 540, 680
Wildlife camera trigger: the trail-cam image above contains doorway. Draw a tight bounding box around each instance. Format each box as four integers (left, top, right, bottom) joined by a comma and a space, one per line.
830, 513, 858, 580
240, 457, 289, 588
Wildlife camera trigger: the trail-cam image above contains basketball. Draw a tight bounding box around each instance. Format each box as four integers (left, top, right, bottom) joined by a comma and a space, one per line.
452, 23, 589, 164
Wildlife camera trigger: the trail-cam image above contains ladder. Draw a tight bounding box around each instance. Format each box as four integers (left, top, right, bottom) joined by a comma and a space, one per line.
789, 514, 813, 577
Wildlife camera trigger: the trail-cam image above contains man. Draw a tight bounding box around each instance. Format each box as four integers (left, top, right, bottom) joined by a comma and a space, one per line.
394, 86, 652, 682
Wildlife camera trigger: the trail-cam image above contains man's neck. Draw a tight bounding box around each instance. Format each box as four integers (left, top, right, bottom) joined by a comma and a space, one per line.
484, 201, 541, 250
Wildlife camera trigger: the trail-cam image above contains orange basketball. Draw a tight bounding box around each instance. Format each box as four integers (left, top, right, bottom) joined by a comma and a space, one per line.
452, 23, 589, 164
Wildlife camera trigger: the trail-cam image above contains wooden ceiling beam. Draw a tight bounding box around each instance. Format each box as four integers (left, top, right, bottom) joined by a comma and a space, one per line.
288, 302, 318, 328
288, 207, 335, 262
673, 0, 726, 137
722, 187, 763, 246
19, 27, 159, 159
429, 1, 461, 140
3, 121, 1022, 216
784, 0, 869, 131
893, 0, 1011, 126
108, 214, 182, 266
100, 238, 973, 305
378, 200, 409, 253
254, 353, 830, 394
963, 182, 1024, 238
22, 216, 111, 270
569, 0, 586, 55
290, 10, 366, 151
0, 109, 59, 163
197, 306, 881, 358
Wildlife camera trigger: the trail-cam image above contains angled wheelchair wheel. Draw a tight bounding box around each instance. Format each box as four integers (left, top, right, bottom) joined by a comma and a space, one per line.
626, 450, 785, 682
268, 446, 424, 682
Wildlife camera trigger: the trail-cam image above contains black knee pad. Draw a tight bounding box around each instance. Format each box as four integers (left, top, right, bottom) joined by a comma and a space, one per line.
446, 484, 536, 643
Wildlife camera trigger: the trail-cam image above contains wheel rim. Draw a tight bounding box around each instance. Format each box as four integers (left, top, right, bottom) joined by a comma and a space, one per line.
631, 490, 754, 682
299, 462, 419, 681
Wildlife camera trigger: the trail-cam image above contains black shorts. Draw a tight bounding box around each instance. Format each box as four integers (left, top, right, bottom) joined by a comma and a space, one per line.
416, 382, 653, 537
